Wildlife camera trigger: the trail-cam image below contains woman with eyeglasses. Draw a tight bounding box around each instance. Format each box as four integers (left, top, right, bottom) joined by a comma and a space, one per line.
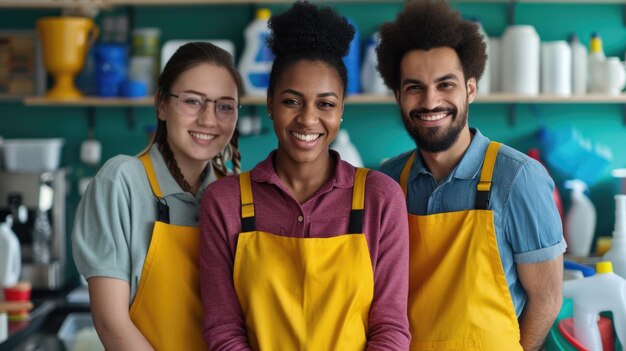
199, 2, 410, 350
72, 42, 243, 350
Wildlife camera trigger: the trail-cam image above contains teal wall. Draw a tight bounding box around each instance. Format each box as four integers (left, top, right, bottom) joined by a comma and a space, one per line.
1, 2, 626, 282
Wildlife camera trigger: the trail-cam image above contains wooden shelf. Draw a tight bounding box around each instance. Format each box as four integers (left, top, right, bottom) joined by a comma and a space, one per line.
23, 93, 626, 107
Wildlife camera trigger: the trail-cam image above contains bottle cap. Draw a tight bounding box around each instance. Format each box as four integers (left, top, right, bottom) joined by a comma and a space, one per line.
596, 261, 613, 274
257, 8, 271, 20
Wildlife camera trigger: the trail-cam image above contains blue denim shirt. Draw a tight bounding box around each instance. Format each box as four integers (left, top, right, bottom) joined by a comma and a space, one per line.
380, 128, 566, 316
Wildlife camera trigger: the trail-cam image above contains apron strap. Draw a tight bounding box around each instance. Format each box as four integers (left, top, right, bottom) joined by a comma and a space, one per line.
348, 168, 369, 234
399, 152, 416, 197
475, 141, 502, 210
239, 171, 256, 232
139, 153, 170, 224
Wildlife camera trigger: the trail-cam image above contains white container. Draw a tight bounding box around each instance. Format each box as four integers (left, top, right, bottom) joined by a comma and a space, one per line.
541, 41, 571, 96
57, 313, 104, 351
473, 19, 490, 95
238, 8, 273, 96
603, 195, 626, 279
0, 215, 21, 289
588, 32, 606, 93
564, 262, 626, 351
2, 138, 64, 172
501, 25, 540, 95
569, 34, 588, 95
564, 179, 596, 257
488, 37, 501, 93
331, 129, 363, 167
360, 32, 389, 95
600, 57, 626, 95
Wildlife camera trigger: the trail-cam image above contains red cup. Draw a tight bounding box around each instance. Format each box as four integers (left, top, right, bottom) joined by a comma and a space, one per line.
3, 282, 32, 321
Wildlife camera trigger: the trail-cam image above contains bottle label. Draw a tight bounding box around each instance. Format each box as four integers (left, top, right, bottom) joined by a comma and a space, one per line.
255, 32, 274, 63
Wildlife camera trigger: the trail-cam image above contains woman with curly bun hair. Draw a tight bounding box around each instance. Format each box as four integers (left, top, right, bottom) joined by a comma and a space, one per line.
199, 2, 410, 349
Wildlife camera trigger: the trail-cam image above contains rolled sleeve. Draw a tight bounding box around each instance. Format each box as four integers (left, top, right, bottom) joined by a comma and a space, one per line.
504, 160, 565, 264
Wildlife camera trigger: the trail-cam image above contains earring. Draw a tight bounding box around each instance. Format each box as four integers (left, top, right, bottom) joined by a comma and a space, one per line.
340, 118, 344, 124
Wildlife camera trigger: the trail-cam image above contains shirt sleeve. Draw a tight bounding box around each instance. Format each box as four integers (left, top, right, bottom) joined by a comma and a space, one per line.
199, 179, 252, 351
365, 173, 411, 350
71, 159, 133, 281
504, 160, 566, 264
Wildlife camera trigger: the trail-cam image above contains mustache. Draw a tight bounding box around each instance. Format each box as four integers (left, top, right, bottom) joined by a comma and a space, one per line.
409, 107, 455, 119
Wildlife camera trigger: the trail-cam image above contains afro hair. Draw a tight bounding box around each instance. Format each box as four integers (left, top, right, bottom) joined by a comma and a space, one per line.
376, 0, 487, 91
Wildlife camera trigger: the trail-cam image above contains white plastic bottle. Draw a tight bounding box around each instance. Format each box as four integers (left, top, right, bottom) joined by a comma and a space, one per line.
564, 261, 626, 351
588, 32, 606, 93
360, 32, 389, 95
604, 195, 626, 279
472, 18, 490, 95
568, 33, 588, 95
331, 129, 363, 167
564, 179, 596, 257
0, 215, 21, 293
238, 8, 273, 97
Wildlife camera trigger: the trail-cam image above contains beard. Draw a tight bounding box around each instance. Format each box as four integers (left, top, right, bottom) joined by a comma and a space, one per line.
401, 103, 468, 153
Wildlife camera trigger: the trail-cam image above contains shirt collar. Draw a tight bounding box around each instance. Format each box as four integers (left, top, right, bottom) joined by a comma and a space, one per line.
148, 143, 216, 199
407, 128, 490, 182
250, 150, 354, 190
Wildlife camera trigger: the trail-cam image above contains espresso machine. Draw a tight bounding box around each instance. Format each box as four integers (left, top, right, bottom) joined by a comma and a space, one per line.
0, 170, 66, 290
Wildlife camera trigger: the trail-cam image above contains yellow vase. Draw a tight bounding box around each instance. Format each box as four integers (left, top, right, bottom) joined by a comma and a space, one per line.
36, 17, 99, 99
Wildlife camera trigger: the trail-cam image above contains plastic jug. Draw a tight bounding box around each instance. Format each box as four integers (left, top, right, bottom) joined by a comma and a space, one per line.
568, 33, 588, 95
330, 129, 363, 167
0, 215, 21, 293
563, 261, 626, 351
238, 8, 273, 96
604, 195, 626, 279
564, 179, 596, 257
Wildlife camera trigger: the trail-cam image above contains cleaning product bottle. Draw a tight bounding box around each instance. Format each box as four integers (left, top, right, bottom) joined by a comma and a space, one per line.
564, 179, 596, 257
360, 32, 388, 95
564, 261, 626, 351
472, 18, 490, 95
238, 8, 273, 97
343, 17, 360, 95
331, 129, 363, 167
588, 32, 606, 93
604, 195, 626, 279
568, 33, 588, 95
0, 215, 21, 294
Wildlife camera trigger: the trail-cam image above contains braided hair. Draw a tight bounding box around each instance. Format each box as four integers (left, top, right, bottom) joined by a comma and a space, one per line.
267, 1, 355, 97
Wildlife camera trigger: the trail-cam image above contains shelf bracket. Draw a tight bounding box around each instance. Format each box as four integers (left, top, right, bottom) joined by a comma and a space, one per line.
126, 107, 136, 130
507, 104, 517, 127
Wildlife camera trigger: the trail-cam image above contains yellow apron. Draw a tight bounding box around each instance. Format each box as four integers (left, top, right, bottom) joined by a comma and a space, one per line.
401, 142, 522, 351
129, 153, 206, 350
233, 169, 374, 351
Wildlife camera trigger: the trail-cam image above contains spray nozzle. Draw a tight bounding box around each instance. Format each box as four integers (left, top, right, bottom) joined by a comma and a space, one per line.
564, 179, 589, 194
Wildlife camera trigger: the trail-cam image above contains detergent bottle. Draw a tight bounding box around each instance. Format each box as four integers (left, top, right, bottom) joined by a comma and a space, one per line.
0, 215, 21, 298
238, 8, 273, 96
564, 261, 626, 351
564, 179, 596, 257
604, 195, 626, 279
331, 129, 363, 167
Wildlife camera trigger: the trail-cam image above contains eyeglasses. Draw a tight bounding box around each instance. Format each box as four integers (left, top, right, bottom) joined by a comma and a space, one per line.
164, 90, 240, 123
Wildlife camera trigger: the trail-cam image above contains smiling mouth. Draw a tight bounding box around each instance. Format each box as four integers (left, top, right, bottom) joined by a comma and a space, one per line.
415, 112, 450, 121
290, 131, 323, 142
189, 131, 216, 141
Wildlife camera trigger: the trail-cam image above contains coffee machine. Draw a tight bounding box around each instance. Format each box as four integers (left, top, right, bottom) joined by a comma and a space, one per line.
0, 170, 66, 290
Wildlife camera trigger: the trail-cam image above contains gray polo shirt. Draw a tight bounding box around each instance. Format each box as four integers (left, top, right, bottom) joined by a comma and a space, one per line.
72, 144, 216, 304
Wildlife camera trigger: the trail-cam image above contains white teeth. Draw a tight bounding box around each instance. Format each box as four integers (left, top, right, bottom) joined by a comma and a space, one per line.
190, 132, 216, 141
420, 113, 448, 121
291, 131, 321, 142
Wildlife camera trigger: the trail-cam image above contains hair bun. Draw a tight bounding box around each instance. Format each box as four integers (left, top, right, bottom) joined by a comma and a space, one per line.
268, 1, 355, 58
